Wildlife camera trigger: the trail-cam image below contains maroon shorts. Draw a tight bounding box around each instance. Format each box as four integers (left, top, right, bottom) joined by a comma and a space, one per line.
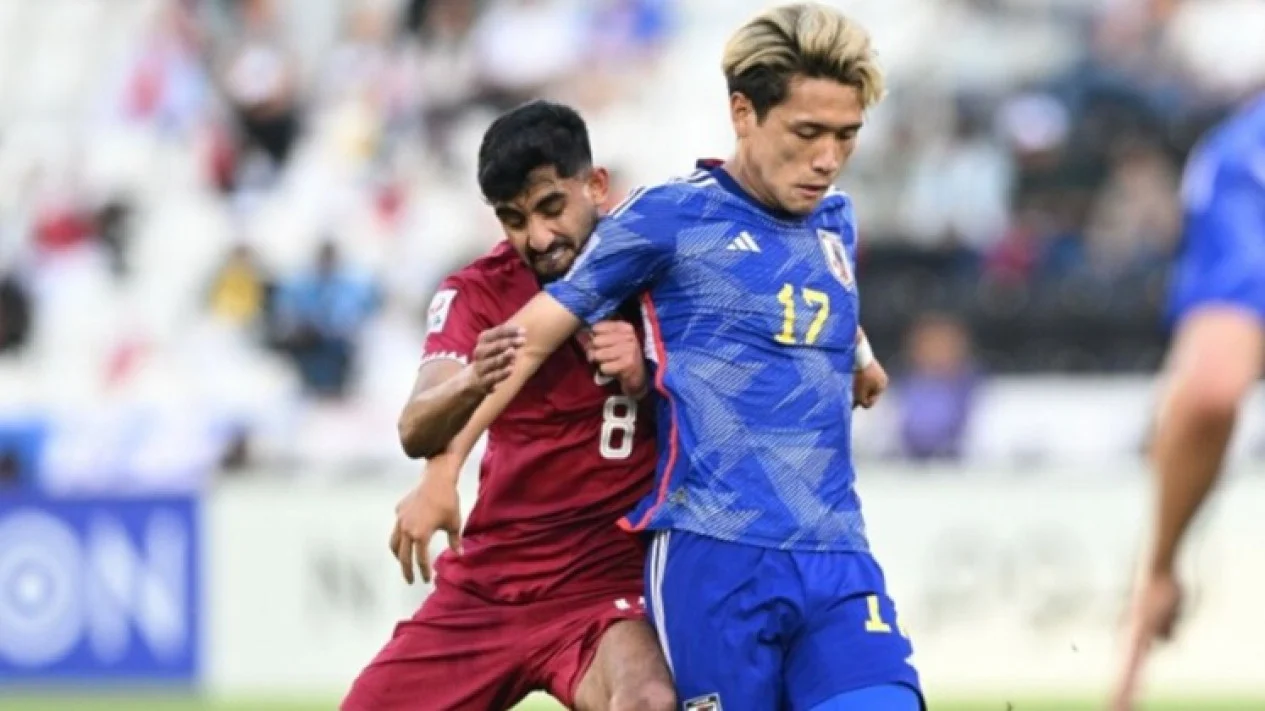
342, 582, 646, 711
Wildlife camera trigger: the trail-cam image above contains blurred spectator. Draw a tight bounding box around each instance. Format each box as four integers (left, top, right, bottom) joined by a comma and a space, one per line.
103, 0, 213, 138
208, 243, 273, 331
0, 272, 31, 354
576, 0, 673, 106
95, 198, 135, 280
1083, 139, 1180, 277
319, 2, 402, 171
472, 0, 586, 110
894, 314, 980, 462
414, 0, 480, 168
275, 240, 378, 399
900, 102, 1013, 253
587, 0, 671, 64
219, 0, 302, 174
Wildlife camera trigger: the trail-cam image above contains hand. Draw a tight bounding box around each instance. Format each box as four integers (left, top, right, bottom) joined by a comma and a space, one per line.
1111, 570, 1183, 711
853, 359, 888, 409
587, 320, 648, 398
389, 464, 463, 585
463, 324, 525, 395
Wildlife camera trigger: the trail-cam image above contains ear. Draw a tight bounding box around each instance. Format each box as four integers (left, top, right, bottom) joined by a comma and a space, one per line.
730, 92, 756, 139
585, 166, 610, 208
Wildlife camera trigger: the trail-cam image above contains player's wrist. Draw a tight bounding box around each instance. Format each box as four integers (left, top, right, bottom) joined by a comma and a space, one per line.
456, 363, 490, 398
854, 336, 875, 371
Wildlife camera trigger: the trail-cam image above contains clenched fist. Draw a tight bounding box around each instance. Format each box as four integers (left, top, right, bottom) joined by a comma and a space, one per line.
853, 359, 888, 409
587, 320, 649, 398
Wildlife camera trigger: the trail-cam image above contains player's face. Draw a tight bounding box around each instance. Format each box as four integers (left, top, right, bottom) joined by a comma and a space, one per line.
494, 165, 608, 282
732, 75, 864, 215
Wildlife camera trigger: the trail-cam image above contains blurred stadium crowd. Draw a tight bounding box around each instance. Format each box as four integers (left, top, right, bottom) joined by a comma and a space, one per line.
0, 0, 1263, 488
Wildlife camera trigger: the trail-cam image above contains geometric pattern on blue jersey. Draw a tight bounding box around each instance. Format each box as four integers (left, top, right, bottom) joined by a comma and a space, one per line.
1168, 92, 1265, 327
547, 161, 870, 551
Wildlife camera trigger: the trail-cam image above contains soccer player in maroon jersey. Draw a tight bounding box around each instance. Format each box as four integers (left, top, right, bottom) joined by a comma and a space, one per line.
341, 101, 675, 711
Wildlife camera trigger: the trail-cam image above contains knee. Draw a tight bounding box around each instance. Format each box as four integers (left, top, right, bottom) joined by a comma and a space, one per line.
610, 681, 677, 711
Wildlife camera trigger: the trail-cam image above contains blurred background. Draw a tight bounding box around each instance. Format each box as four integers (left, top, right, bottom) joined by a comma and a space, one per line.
2, 0, 1265, 708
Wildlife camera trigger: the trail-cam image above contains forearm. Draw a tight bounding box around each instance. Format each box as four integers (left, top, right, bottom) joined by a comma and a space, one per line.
1147, 386, 1237, 575
398, 366, 485, 459
431, 293, 582, 461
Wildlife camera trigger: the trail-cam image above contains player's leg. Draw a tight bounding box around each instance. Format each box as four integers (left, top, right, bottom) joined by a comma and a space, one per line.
570, 619, 676, 711
341, 583, 532, 711
784, 551, 924, 711
646, 530, 789, 711
525, 589, 673, 711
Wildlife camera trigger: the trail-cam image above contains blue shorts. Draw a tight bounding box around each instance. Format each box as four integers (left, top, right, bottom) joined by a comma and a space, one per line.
646, 530, 923, 711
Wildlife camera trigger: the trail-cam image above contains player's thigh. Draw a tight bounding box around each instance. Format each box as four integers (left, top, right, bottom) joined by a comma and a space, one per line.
529, 591, 671, 711
342, 594, 531, 711
784, 591, 923, 711
647, 530, 784, 711
570, 618, 675, 711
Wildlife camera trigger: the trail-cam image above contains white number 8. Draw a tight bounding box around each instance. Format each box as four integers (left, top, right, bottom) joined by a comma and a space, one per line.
600, 395, 638, 459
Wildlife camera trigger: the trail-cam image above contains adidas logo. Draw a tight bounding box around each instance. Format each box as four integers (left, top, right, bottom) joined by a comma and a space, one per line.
726, 231, 760, 253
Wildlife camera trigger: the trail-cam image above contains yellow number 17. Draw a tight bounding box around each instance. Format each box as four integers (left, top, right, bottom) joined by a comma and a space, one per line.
776, 283, 830, 345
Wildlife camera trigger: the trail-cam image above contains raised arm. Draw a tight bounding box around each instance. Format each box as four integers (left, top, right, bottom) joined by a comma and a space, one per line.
437, 293, 585, 459
433, 188, 679, 461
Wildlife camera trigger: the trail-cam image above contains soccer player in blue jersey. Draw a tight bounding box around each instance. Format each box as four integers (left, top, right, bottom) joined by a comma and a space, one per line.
437, 4, 921, 710
1111, 93, 1265, 711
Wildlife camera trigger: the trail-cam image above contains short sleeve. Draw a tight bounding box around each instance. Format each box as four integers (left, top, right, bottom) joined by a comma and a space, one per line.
545, 186, 678, 325
1167, 147, 1265, 326
421, 275, 494, 365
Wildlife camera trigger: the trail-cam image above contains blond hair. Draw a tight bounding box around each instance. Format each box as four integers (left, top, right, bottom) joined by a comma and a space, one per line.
722, 2, 885, 117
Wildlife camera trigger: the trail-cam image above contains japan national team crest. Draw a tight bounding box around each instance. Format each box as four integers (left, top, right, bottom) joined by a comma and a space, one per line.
817, 229, 855, 290
684, 694, 722, 711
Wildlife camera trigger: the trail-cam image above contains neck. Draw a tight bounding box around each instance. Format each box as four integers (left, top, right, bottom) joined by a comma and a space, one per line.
723, 153, 781, 212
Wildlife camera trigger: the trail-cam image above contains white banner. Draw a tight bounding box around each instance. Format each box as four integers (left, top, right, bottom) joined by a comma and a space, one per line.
204, 482, 455, 695
205, 467, 1265, 698
863, 468, 1265, 698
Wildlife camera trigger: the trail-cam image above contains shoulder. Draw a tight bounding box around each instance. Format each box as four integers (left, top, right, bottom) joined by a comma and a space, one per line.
428, 242, 524, 327
437, 241, 523, 292
1183, 104, 1265, 213
607, 177, 701, 220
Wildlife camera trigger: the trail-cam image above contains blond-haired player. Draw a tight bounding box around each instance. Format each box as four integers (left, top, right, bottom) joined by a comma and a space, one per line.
424, 4, 922, 710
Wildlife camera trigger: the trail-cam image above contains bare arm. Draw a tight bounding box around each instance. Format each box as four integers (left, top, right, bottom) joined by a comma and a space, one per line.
1146, 308, 1264, 575
430, 292, 584, 464
397, 360, 486, 459
397, 324, 525, 459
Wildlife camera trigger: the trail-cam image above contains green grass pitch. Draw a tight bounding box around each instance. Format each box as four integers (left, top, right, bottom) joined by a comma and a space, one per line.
1, 693, 1261, 710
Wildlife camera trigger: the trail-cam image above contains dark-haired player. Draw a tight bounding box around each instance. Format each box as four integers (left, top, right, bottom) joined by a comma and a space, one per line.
341, 101, 674, 711
435, 4, 919, 711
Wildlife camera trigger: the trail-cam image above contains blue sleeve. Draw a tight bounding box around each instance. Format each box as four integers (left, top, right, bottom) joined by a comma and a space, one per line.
546, 187, 678, 324
1167, 147, 1265, 326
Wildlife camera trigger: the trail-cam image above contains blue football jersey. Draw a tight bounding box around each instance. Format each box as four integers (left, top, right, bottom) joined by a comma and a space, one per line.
546, 161, 868, 552
1168, 92, 1265, 326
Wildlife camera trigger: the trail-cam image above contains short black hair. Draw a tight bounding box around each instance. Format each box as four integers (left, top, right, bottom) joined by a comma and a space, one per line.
477, 100, 593, 204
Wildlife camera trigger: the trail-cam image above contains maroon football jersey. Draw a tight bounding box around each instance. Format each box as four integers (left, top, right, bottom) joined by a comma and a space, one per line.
420, 241, 657, 603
